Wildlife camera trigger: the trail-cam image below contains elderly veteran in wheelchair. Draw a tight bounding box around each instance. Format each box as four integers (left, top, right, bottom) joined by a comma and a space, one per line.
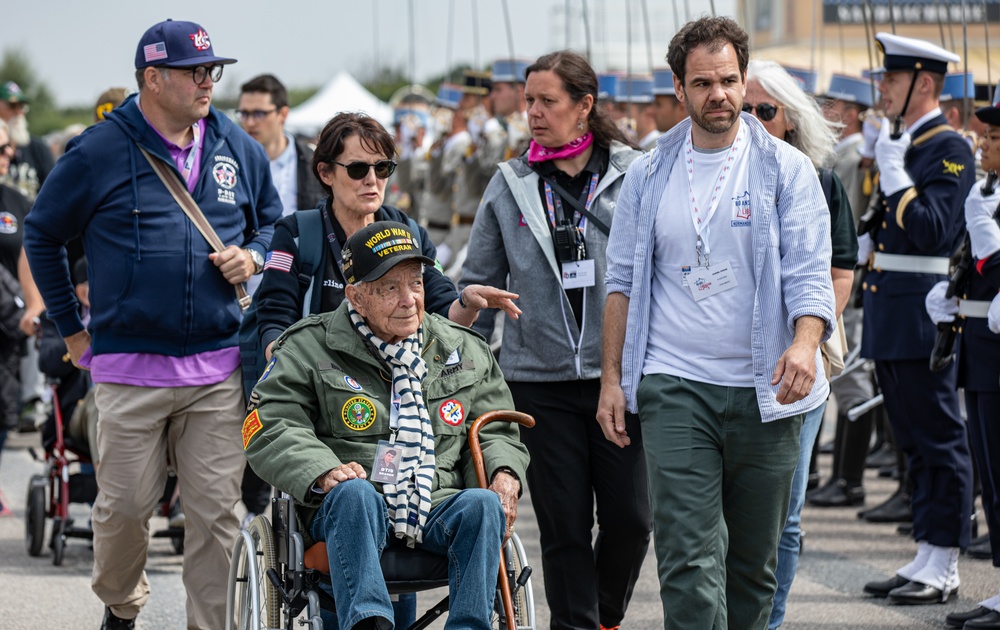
243, 220, 530, 630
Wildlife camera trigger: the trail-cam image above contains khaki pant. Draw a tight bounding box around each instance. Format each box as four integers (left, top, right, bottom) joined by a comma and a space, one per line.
92, 369, 245, 629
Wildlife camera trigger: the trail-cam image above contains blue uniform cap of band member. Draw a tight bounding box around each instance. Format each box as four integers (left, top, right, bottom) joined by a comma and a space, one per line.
822, 73, 876, 109
652, 68, 676, 97
491, 58, 531, 85
614, 75, 654, 104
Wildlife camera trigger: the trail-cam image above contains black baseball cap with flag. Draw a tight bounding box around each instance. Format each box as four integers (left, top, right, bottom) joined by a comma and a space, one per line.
135, 19, 237, 69
341, 221, 434, 285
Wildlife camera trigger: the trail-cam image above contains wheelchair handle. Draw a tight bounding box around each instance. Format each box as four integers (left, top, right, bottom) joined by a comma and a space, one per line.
466, 409, 534, 630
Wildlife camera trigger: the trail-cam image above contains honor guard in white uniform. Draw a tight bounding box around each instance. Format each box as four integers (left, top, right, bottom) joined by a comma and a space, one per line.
477, 58, 531, 167
443, 70, 493, 275
810, 73, 879, 508
783, 66, 820, 96
422, 84, 462, 266
388, 103, 432, 218
615, 75, 658, 151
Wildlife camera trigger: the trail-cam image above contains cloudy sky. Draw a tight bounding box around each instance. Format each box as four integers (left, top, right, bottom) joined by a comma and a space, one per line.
7, 0, 736, 108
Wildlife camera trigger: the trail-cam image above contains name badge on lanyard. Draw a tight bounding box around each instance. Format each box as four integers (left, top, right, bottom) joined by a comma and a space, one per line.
543, 172, 600, 290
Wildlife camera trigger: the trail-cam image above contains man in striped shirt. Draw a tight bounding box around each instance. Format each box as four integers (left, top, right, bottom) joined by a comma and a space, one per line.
597, 16, 835, 628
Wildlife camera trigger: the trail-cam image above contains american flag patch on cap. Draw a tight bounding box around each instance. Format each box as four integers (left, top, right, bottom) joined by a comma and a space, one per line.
144, 42, 168, 62
263, 250, 294, 273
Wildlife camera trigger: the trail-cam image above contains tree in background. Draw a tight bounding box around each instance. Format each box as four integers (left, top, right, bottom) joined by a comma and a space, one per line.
0, 49, 89, 136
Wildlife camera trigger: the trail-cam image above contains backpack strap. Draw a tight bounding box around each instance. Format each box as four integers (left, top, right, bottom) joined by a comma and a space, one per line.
293, 208, 324, 317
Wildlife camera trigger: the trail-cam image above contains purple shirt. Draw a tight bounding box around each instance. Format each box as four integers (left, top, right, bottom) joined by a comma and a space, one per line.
85, 106, 239, 387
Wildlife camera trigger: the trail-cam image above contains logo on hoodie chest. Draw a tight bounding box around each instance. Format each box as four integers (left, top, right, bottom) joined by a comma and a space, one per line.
214, 156, 239, 205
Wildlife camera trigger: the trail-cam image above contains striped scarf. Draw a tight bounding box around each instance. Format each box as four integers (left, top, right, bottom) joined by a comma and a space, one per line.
349, 302, 435, 546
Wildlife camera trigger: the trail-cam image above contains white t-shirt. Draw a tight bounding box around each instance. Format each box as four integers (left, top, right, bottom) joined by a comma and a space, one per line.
643, 123, 756, 386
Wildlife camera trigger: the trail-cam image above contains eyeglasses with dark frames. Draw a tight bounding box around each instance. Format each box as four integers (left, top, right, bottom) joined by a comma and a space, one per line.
236, 109, 278, 122
742, 102, 781, 122
332, 159, 397, 180
161, 64, 224, 85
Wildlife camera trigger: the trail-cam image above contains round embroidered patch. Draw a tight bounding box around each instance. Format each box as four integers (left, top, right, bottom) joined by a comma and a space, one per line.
439, 399, 464, 426
342, 397, 376, 431
344, 375, 363, 391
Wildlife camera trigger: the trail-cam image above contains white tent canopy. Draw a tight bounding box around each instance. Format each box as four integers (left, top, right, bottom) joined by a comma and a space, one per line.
285, 71, 393, 137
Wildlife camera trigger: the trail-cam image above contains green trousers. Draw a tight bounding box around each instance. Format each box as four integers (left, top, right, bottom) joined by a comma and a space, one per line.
637, 374, 803, 630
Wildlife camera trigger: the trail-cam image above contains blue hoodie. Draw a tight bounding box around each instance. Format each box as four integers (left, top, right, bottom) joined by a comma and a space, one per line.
24, 94, 282, 356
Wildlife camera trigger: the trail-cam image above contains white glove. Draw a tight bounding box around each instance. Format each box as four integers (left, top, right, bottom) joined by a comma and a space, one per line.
965, 180, 1000, 260
860, 112, 881, 159
925, 280, 959, 325
857, 233, 875, 266
989, 292, 1000, 334
875, 118, 914, 196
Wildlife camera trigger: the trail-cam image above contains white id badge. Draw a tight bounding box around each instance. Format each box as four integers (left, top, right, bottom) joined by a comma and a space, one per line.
687, 260, 738, 302
371, 440, 400, 484
562, 259, 596, 289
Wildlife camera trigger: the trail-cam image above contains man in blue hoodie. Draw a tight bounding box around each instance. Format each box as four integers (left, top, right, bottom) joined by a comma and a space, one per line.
23, 20, 281, 630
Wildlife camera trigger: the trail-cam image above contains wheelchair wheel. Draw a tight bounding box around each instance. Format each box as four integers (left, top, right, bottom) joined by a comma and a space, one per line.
228, 514, 279, 630
51, 518, 66, 566
25, 475, 46, 557
493, 531, 535, 630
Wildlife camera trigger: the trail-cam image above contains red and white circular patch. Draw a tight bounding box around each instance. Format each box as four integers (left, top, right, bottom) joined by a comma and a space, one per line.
439, 399, 464, 426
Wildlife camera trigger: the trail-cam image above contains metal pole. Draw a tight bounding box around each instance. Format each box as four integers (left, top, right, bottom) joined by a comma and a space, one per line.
641, 0, 654, 73
626, 0, 633, 100
373, 0, 380, 73
566, 0, 571, 49
446, 0, 455, 81
501, 0, 516, 61
472, 0, 481, 70
985, 0, 994, 104
582, 0, 593, 63
962, 0, 970, 130
862, 0, 878, 108
408, 0, 416, 85
887, 0, 897, 33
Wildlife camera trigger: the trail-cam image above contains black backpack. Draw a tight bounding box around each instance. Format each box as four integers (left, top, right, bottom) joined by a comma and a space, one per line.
0, 263, 26, 349
239, 209, 323, 401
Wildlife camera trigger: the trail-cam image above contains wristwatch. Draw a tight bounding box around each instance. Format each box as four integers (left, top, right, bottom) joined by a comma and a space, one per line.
245, 248, 264, 275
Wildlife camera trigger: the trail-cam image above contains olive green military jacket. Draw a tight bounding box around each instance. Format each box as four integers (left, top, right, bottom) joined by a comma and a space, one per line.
243, 301, 530, 531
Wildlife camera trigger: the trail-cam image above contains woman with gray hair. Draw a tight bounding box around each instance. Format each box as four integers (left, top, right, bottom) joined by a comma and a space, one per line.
745, 59, 859, 628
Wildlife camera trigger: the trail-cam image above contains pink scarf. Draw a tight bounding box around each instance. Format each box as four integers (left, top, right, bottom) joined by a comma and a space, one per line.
528, 131, 594, 164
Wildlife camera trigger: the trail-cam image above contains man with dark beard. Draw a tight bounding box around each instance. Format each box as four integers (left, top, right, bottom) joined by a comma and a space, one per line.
598, 16, 835, 628
0, 81, 53, 202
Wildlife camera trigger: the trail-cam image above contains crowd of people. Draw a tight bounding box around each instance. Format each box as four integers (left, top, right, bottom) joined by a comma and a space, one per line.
1, 12, 999, 630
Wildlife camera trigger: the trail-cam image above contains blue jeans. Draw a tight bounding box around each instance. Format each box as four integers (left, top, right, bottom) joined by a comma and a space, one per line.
310, 479, 505, 629
769, 401, 825, 629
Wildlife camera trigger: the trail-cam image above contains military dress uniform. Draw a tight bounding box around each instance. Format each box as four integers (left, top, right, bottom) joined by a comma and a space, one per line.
421, 85, 463, 264
861, 33, 976, 605
934, 95, 1000, 629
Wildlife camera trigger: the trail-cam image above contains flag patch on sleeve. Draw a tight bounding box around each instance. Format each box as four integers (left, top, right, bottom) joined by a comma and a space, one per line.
263, 251, 294, 273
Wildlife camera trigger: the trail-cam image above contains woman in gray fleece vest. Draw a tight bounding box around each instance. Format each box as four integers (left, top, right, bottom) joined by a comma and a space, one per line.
458, 51, 652, 630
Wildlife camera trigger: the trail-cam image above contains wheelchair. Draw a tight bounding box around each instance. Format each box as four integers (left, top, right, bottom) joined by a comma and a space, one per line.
25, 380, 97, 565
226, 410, 536, 630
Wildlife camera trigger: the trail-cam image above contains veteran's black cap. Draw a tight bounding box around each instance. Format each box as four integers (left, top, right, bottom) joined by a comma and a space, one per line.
341, 221, 434, 285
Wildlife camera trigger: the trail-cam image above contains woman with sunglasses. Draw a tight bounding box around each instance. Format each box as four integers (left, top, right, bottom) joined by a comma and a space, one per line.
744, 59, 858, 629
458, 51, 652, 630
255, 112, 516, 363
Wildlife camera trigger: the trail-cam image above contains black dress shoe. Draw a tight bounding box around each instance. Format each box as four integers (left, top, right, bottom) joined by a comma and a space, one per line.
946, 606, 993, 628
897, 522, 914, 536
819, 439, 835, 454
859, 490, 912, 523
878, 463, 900, 479
967, 535, 993, 560
966, 610, 1000, 629
808, 480, 865, 507
866, 443, 896, 468
863, 574, 909, 597
806, 471, 821, 491
887, 580, 957, 605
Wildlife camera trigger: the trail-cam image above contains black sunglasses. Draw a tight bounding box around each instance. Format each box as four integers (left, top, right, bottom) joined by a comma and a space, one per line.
742, 102, 781, 122
0, 142, 11, 153
332, 159, 397, 180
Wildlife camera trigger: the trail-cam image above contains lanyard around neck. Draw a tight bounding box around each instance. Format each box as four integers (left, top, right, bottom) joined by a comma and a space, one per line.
543, 171, 600, 230
684, 122, 746, 266
179, 121, 201, 187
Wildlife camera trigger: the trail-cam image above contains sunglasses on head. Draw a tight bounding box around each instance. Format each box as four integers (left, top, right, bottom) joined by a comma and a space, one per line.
742, 102, 781, 122
333, 159, 397, 180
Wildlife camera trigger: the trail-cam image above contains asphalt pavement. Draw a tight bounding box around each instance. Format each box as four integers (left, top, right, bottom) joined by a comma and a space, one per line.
0, 426, 996, 629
